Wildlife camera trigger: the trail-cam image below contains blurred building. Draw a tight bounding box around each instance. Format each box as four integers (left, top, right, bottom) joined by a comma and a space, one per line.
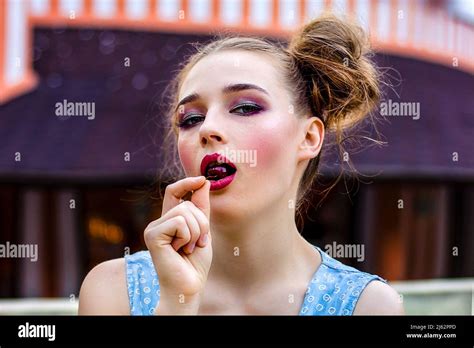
0, 0, 472, 314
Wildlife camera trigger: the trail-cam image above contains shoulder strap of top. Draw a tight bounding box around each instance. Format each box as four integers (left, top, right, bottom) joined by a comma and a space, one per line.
124, 250, 160, 315
300, 246, 387, 316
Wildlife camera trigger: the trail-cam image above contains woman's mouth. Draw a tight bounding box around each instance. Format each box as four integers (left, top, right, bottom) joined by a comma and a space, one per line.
200, 153, 237, 191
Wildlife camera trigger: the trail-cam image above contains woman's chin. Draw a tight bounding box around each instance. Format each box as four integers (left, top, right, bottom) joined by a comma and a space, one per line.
209, 189, 242, 217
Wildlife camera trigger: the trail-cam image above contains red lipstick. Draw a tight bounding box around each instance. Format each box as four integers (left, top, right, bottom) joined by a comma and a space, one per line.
200, 153, 237, 191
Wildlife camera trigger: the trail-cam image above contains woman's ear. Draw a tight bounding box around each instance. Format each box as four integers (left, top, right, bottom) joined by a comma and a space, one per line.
297, 116, 325, 161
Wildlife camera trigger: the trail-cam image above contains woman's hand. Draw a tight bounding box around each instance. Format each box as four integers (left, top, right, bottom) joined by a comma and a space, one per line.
144, 176, 212, 314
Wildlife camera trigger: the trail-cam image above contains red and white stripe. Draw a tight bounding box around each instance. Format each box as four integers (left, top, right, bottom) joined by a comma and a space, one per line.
1, 0, 473, 104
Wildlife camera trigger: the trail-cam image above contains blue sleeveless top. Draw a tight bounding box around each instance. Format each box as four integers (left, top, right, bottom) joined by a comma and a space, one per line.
125, 245, 386, 315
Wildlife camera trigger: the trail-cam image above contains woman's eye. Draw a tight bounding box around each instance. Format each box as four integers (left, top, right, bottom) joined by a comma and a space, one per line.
231, 103, 262, 115
177, 115, 204, 129
177, 103, 262, 129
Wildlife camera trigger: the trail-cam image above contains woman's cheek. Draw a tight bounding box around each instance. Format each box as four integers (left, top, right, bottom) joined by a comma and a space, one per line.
244, 122, 297, 191
246, 131, 286, 173
178, 140, 195, 176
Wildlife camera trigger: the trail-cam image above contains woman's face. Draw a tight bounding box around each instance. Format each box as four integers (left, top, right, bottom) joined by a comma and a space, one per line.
176, 50, 318, 219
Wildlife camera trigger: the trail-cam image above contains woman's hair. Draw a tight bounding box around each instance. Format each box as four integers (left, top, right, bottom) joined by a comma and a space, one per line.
157, 14, 381, 228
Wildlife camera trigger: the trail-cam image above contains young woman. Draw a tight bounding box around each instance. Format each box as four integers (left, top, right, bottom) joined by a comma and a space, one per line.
79, 15, 404, 316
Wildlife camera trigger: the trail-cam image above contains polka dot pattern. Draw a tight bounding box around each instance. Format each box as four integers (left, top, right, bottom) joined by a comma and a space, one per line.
125, 246, 386, 316
125, 251, 160, 316
298, 246, 386, 315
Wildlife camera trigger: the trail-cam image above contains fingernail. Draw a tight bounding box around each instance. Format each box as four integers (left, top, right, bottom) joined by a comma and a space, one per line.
189, 244, 195, 253
202, 233, 208, 245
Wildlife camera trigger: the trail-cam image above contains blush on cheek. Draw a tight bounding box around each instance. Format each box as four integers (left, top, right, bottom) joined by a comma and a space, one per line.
246, 133, 284, 170
249, 115, 295, 167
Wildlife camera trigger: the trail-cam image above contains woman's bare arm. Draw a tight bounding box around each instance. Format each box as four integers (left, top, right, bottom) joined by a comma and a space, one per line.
354, 280, 405, 315
78, 258, 130, 315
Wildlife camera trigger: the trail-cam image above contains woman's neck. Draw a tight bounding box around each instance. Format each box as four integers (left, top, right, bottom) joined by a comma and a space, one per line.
206, 198, 319, 298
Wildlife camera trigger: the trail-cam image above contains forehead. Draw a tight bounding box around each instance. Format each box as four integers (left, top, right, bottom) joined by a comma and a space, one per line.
179, 50, 286, 100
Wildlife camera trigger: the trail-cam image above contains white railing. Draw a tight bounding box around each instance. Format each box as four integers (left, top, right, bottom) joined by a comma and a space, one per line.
391, 278, 473, 315
0, 298, 78, 315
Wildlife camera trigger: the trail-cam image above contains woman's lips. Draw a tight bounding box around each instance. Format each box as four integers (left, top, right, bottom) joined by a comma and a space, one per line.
209, 172, 236, 191
200, 153, 237, 191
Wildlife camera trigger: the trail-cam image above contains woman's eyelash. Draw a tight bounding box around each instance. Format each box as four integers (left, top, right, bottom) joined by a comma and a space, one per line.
177, 114, 204, 129
230, 103, 263, 115
177, 103, 263, 129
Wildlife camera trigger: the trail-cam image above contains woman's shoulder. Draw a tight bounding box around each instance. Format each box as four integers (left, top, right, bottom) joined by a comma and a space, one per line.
353, 278, 404, 315
318, 247, 404, 314
78, 257, 130, 315
78, 250, 159, 316
302, 246, 404, 315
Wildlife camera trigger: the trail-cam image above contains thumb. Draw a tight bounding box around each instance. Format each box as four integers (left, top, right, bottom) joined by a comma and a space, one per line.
191, 179, 211, 220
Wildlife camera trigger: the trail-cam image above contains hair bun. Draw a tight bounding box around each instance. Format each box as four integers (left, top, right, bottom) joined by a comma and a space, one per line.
288, 15, 380, 131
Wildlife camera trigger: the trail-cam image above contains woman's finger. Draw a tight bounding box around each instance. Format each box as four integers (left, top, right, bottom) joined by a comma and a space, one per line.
169, 201, 201, 254
162, 176, 206, 215
191, 179, 211, 220
148, 200, 206, 253
186, 202, 210, 248
144, 215, 190, 251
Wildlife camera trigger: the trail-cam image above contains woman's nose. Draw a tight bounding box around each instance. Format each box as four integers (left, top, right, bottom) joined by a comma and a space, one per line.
199, 111, 225, 146
200, 133, 223, 146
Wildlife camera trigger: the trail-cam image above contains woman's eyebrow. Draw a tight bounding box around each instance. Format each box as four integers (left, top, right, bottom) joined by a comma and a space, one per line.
222, 83, 269, 96
176, 83, 269, 112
